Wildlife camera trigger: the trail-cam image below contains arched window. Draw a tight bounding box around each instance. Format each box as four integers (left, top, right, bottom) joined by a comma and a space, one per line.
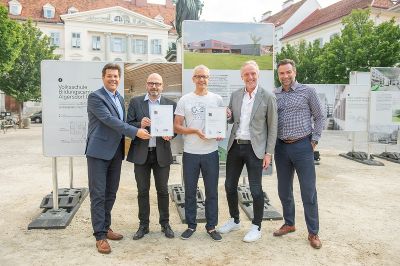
8, 0, 22, 16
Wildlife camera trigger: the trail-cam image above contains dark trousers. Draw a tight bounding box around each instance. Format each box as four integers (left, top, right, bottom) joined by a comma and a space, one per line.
182, 151, 219, 231
275, 138, 319, 235
225, 142, 264, 227
87, 141, 123, 241
134, 150, 170, 227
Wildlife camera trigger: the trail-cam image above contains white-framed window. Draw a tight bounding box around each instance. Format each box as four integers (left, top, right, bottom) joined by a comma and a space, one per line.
68, 6, 78, 14
50, 32, 60, 47
71, 33, 81, 48
92, 36, 101, 50
114, 16, 123, 22
132, 39, 147, 54
43, 4, 55, 19
111, 38, 125, 53
9, 0, 22, 16
151, 39, 162, 55
154, 15, 164, 23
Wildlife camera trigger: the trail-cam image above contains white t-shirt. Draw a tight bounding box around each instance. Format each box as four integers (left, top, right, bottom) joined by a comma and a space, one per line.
175, 91, 224, 154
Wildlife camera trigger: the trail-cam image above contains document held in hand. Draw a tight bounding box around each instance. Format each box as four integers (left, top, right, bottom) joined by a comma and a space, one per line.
205, 107, 227, 138
150, 105, 173, 137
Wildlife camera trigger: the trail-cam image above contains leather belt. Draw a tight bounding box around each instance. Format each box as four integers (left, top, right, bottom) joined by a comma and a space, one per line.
148, 147, 156, 151
281, 135, 310, 144
236, 139, 251, 145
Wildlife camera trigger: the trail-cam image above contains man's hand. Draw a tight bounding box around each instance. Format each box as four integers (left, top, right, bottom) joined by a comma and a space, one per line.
226, 108, 232, 120
311, 140, 317, 151
196, 129, 207, 140
136, 128, 151, 139
162, 136, 173, 141
263, 153, 272, 169
140, 117, 151, 128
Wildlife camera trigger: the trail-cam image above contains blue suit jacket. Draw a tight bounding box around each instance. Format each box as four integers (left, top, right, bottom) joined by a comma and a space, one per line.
85, 87, 138, 160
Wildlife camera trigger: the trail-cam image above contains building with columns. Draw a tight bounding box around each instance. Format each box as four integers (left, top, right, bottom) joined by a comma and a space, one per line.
1, 0, 177, 113
3, 0, 177, 63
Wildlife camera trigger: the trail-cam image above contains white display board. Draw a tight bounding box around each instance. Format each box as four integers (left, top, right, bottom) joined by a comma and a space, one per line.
41, 61, 124, 157
344, 85, 369, 131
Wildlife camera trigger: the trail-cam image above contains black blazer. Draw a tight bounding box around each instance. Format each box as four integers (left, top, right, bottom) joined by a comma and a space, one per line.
126, 95, 177, 167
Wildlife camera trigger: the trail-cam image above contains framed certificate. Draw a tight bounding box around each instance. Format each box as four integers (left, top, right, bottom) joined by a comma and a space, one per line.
150, 105, 173, 137
205, 107, 227, 138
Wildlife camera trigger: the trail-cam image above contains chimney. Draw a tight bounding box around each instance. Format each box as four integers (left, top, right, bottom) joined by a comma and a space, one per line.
261, 11, 272, 21
282, 0, 294, 10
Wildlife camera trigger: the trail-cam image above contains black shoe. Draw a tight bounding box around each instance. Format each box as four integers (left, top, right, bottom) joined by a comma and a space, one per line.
180, 228, 196, 240
161, 224, 175, 239
207, 229, 222, 241
132, 225, 149, 240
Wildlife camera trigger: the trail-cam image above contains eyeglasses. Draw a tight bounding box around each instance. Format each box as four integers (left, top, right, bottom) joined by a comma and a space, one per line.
193, 75, 209, 80
147, 82, 162, 87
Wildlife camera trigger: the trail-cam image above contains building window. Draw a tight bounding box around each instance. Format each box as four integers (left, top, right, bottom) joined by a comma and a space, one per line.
9, 1, 22, 16
151, 39, 162, 54
112, 38, 125, 53
132, 39, 147, 54
71, 33, 81, 48
43, 4, 55, 19
92, 36, 101, 50
68, 7, 78, 14
114, 16, 123, 22
50, 32, 60, 47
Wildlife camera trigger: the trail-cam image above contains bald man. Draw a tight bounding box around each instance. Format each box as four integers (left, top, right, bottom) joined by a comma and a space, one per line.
127, 73, 177, 240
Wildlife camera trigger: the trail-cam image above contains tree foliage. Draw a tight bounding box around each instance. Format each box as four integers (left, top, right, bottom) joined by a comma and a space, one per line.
0, 20, 59, 119
318, 9, 400, 83
175, 0, 203, 38
277, 9, 400, 84
0, 5, 22, 74
275, 40, 324, 86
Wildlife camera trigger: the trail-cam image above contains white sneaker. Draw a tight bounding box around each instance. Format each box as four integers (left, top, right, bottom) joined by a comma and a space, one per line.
243, 224, 261, 242
217, 218, 241, 234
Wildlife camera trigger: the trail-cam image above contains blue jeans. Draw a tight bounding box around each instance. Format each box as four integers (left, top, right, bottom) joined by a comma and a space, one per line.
275, 137, 319, 235
183, 151, 219, 230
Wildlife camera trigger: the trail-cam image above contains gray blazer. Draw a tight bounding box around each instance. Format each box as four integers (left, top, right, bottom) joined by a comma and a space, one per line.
85, 87, 138, 160
227, 86, 278, 159
126, 95, 177, 167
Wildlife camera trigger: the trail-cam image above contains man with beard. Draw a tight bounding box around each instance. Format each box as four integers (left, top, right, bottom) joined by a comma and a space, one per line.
127, 73, 176, 240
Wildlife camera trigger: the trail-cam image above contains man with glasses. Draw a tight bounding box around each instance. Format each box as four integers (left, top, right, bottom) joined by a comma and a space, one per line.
174, 65, 224, 241
127, 73, 177, 240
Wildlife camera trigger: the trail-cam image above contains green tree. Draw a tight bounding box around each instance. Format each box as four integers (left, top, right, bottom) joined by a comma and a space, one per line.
275, 39, 324, 86
318, 9, 400, 83
0, 5, 22, 74
174, 0, 203, 38
0, 20, 59, 125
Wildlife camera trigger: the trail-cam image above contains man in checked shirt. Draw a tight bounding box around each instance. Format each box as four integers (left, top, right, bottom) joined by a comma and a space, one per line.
273, 59, 325, 249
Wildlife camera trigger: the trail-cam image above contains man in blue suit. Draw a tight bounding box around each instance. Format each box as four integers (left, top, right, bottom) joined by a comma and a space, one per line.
85, 63, 151, 254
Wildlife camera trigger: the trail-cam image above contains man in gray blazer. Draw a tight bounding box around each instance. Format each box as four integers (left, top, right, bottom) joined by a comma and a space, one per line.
86, 63, 151, 254
126, 73, 176, 240
218, 60, 278, 242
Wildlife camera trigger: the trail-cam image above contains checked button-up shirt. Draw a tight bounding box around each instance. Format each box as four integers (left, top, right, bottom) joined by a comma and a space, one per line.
274, 81, 325, 142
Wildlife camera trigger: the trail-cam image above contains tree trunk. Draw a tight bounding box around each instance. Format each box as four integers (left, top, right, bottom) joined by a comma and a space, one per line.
18, 101, 23, 129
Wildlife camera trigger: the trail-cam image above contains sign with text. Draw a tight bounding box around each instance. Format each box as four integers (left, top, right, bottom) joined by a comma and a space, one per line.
41, 61, 124, 157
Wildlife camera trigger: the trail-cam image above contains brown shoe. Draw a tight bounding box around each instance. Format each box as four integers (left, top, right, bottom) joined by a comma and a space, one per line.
273, 224, 296, 236
107, 228, 123, 240
96, 239, 111, 254
308, 233, 322, 249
